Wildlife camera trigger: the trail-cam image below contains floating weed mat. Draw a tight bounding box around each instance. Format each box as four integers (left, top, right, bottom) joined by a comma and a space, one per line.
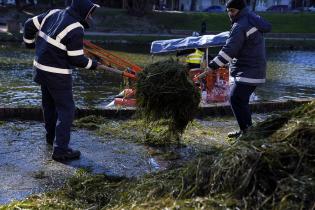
72, 115, 229, 151
136, 59, 200, 144
95, 118, 226, 148
74, 116, 180, 146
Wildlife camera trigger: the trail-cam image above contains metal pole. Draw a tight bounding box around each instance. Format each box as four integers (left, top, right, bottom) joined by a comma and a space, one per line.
206, 48, 209, 68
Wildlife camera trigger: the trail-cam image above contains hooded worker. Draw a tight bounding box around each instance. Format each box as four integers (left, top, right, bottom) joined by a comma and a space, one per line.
23, 0, 102, 161
197, 0, 272, 139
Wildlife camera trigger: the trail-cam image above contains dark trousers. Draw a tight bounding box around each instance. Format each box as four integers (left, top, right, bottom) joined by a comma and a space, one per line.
229, 83, 256, 131
41, 85, 75, 152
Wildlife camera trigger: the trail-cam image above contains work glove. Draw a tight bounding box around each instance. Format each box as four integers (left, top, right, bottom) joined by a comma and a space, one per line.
96, 63, 103, 70
194, 67, 213, 82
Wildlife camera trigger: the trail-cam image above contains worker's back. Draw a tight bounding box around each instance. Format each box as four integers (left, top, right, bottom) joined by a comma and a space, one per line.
23, 0, 98, 89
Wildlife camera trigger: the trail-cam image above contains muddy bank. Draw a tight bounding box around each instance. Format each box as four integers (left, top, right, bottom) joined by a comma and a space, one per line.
1, 102, 313, 209
0, 99, 312, 122
0, 115, 251, 205
0, 120, 176, 204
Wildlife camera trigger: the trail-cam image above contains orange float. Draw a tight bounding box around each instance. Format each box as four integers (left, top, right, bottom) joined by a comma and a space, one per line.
114, 98, 137, 107
189, 67, 229, 103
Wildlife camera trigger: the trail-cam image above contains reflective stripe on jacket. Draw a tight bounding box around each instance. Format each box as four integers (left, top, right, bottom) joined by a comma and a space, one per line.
208, 8, 271, 85
23, 0, 99, 89
186, 49, 204, 64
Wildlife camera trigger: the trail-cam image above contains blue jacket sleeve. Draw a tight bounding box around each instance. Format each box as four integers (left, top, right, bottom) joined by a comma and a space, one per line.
209, 24, 246, 70
23, 12, 48, 49
65, 28, 98, 70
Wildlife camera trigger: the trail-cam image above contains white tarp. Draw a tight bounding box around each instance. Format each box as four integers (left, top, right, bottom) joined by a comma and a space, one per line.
150, 31, 229, 54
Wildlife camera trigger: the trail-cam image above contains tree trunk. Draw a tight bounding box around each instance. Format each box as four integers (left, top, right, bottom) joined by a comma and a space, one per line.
190, 0, 197, 11
127, 0, 154, 16
251, 0, 257, 11
15, 0, 21, 11
122, 0, 128, 9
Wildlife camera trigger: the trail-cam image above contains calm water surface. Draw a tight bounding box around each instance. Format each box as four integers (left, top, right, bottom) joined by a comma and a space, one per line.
0, 45, 314, 107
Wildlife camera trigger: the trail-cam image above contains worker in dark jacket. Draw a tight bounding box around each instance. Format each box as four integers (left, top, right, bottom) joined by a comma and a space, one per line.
23, 0, 101, 160
197, 0, 271, 138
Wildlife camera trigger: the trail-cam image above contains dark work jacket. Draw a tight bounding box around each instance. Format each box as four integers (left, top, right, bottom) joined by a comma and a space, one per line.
209, 8, 272, 85
23, 0, 98, 89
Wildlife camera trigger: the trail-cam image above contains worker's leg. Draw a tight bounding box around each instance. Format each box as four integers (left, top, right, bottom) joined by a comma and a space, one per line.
41, 85, 57, 145
49, 87, 80, 160
229, 83, 256, 132
48, 87, 75, 153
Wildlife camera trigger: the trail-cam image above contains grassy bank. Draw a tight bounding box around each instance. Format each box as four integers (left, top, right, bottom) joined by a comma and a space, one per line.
2, 7, 315, 34
152, 12, 315, 33
94, 9, 315, 34
265, 39, 315, 50
1, 32, 315, 51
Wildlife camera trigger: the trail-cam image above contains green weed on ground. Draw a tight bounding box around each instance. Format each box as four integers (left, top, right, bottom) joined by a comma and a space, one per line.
3, 102, 314, 209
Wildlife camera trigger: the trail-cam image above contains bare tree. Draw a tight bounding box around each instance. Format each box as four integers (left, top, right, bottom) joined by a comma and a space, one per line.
127, 0, 154, 16
251, 0, 257, 11
15, 0, 21, 11
190, 0, 197, 11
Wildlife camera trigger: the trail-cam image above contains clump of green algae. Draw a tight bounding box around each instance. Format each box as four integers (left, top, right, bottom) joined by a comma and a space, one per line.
136, 59, 200, 144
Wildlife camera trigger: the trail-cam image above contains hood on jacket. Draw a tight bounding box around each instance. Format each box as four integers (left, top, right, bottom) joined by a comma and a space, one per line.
248, 12, 272, 33
68, 0, 99, 21
230, 7, 248, 23
232, 8, 271, 33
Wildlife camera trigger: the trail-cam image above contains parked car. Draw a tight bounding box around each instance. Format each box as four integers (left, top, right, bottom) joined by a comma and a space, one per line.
203, 5, 224, 13
309, 6, 315, 12
266, 5, 289, 12
292, 7, 311, 12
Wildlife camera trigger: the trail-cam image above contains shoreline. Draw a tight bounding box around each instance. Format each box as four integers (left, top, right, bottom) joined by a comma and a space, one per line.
0, 98, 312, 121
1, 32, 315, 50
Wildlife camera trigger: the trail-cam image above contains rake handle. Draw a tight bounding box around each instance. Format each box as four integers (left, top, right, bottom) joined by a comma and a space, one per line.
97, 64, 137, 80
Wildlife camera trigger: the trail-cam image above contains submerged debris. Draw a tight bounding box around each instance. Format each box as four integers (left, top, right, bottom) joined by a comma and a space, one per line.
136, 59, 200, 144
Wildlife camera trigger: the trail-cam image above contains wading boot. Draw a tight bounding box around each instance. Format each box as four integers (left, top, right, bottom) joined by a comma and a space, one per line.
52, 148, 81, 161
227, 130, 243, 139
46, 137, 54, 146
46, 134, 55, 146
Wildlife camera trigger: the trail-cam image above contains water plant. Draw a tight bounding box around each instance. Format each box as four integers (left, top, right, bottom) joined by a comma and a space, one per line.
74, 115, 106, 130
3, 101, 313, 210
136, 59, 200, 144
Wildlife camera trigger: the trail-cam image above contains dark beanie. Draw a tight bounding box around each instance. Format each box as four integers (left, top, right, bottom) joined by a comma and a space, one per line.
226, 0, 246, 10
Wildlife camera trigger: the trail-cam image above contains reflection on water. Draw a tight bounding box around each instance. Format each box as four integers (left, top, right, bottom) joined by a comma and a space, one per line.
0, 45, 314, 107
0, 64, 122, 108
256, 50, 315, 101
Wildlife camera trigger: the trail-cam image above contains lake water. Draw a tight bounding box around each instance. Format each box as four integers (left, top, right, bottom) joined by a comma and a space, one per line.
0, 44, 314, 108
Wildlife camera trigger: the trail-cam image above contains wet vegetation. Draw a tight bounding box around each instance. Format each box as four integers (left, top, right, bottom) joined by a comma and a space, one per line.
3, 102, 313, 209
75, 116, 223, 148
0, 45, 33, 67
74, 115, 106, 130
136, 59, 200, 144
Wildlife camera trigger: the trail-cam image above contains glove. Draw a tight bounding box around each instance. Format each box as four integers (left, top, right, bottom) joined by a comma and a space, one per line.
195, 67, 213, 81
193, 75, 200, 83
96, 63, 104, 70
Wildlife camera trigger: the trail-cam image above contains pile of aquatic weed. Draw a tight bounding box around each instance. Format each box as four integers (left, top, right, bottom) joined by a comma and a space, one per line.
5, 102, 313, 209
75, 116, 216, 146
73, 115, 106, 130
73, 102, 314, 209
136, 59, 200, 143
197, 101, 315, 209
